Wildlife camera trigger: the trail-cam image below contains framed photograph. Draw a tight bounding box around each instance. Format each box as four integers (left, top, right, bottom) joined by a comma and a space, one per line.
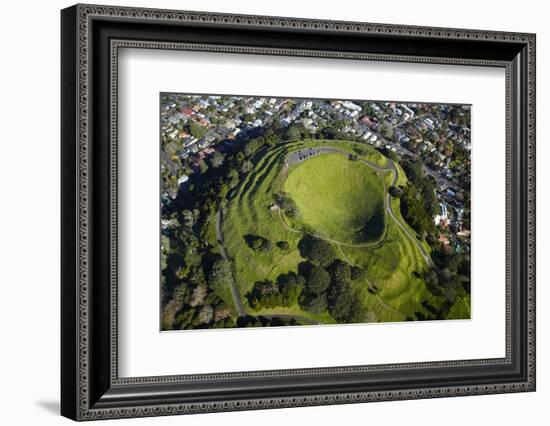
61, 4, 536, 421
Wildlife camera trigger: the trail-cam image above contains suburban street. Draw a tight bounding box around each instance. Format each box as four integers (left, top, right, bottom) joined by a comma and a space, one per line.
371, 129, 461, 193
327, 100, 462, 193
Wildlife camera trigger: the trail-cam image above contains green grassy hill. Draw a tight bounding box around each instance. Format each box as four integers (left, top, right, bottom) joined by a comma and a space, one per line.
284, 154, 385, 245
221, 139, 443, 323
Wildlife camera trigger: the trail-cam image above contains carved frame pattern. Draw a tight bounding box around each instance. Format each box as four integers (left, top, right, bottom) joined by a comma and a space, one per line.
61, 4, 536, 421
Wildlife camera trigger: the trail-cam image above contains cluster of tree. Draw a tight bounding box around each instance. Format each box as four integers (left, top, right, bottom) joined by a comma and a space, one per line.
298, 234, 336, 267
298, 262, 331, 314
207, 259, 234, 297
359, 102, 375, 116
188, 120, 207, 139
449, 107, 471, 127
162, 120, 306, 330
394, 158, 471, 320
208, 151, 225, 169
276, 241, 290, 251
297, 256, 367, 322
244, 234, 273, 252
321, 120, 348, 140
246, 236, 289, 252
246, 235, 368, 323
282, 120, 352, 142
273, 192, 299, 218
447, 143, 471, 192
398, 158, 438, 239
243, 130, 281, 156
247, 272, 305, 310
378, 145, 399, 162
408, 239, 472, 321
326, 260, 366, 322
172, 292, 236, 330
285, 123, 309, 141
161, 229, 236, 330
399, 185, 436, 239
379, 122, 394, 140
161, 225, 203, 300
161, 204, 243, 330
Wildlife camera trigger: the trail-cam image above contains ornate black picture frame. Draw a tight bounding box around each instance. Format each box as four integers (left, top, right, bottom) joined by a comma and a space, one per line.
61, 4, 536, 421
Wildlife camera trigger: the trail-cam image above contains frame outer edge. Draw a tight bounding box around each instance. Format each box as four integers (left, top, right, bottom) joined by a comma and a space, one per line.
527, 33, 536, 390
61, 4, 80, 422
67, 4, 536, 421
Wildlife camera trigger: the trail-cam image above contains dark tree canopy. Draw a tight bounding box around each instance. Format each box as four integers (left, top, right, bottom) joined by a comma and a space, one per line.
277, 271, 306, 292
298, 234, 336, 267
399, 158, 438, 237
305, 264, 331, 295
277, 272, 305, 306
328, 259, 352, 285
245, 234, 273, 252
303, 293, 328, 314
285, 124, 303, 140
327, 280, 365, 323
247, 280, 280, 310
188, 120, 207, 139
247, 272, 305, 310
208, 258, 233, 298
209, 151, 225, 168
274, 192, 299, 218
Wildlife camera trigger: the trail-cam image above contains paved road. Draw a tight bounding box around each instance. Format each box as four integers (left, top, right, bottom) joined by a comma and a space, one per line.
285, 146, 434, 268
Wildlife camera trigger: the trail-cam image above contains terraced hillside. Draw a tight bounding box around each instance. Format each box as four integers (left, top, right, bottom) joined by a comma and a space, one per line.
221, 140, 444, 323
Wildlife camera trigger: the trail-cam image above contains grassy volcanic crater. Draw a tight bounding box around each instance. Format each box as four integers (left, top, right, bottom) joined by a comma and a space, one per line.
283, 154, 386, 245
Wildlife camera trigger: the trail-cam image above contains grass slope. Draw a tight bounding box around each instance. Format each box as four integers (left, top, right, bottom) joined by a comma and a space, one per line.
284, 154, 385, 245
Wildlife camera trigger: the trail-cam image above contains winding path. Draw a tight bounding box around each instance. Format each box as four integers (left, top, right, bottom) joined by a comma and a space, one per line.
337, 239, 406, 319
380, 160, 435, 269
